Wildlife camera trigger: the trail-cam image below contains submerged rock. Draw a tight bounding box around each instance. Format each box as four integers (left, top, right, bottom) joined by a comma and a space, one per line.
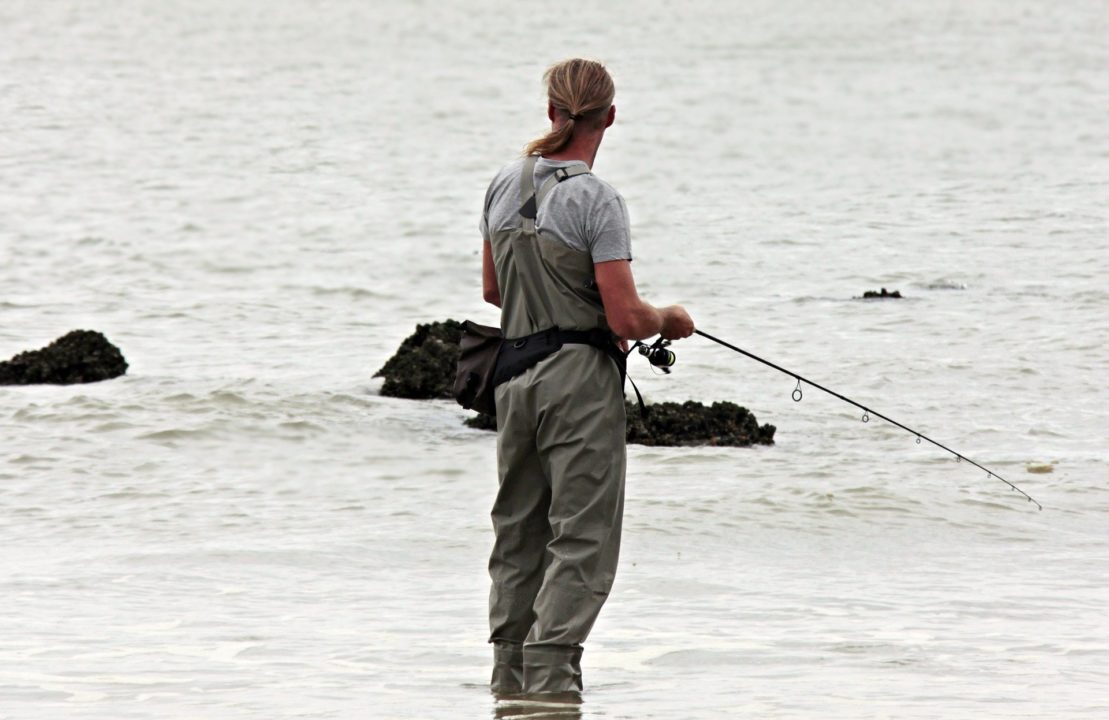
861, 287, 902, 299
466, 400, 775, 448
0, 330, 128, 385
382, 320, 775, 447
374, 320, 463, 399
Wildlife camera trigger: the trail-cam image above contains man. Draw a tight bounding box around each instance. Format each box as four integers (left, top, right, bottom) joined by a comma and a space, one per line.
480, 58, 694, 697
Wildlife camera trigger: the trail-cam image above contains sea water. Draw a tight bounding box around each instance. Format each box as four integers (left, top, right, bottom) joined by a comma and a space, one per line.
2, 1, 1107, 717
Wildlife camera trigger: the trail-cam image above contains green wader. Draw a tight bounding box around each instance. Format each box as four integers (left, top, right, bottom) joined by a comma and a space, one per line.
487, 156, 627, 695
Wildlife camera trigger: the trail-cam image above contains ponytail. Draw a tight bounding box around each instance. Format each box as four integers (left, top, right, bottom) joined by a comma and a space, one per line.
524, 59, 615, 157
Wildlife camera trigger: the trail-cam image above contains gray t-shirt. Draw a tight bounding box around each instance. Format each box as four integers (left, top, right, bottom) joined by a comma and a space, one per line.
479, 157, 633, 263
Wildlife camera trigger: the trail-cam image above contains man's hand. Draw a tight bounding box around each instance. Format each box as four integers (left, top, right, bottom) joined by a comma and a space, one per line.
660, 305, 694, 340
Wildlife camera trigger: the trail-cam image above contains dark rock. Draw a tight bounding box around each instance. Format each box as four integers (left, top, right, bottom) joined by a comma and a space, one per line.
626, 400, 775, 447
0, 330, 128, 385
862, 288, 902, 299
374, 320, 463, 399
466, 401, 775, 448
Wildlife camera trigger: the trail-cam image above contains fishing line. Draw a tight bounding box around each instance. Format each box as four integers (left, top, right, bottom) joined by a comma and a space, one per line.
693, 329, 1043, 511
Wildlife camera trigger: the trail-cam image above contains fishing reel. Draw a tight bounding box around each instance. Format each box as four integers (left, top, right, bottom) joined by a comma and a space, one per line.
637, 337, 677, 373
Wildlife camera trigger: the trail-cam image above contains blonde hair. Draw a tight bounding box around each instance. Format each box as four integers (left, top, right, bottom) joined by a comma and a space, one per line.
524, 59, 615, 157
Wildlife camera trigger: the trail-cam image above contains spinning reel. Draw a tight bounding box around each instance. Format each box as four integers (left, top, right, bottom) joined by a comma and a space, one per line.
636, 337, 677, 373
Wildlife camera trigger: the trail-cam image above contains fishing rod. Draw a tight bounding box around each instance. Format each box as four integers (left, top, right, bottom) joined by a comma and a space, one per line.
636, 332, 1042, 510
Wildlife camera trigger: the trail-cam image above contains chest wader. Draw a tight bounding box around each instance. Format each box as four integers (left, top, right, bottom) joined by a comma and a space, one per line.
486, 156, 627, 696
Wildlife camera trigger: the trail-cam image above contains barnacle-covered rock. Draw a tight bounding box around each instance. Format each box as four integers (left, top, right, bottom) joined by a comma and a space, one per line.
0, 330, 128, 385
861, 288, 902, 299
374, 320, 463, 399
624, 400, 775, 447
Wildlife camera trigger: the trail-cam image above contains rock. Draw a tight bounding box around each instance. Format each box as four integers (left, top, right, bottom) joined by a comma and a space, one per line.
625, 400, 775, 447
374, 320, 463, 399
466, 400, 775, 448
0, 330, 128, 385
862, 288, 902, 299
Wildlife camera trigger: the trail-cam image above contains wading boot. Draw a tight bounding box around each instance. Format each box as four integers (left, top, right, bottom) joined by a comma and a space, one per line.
491, 640, 525, 695
523, 645, 583, 695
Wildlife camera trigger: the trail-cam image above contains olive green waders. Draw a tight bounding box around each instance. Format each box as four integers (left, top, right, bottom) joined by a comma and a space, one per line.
487, 156, 627, 695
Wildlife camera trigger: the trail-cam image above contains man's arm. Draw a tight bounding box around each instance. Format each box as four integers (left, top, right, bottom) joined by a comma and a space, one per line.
482, 239, 501, 308
594, 259, 693, 340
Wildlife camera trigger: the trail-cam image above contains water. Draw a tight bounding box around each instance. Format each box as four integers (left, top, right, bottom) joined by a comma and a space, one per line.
2, 1, 1107, 717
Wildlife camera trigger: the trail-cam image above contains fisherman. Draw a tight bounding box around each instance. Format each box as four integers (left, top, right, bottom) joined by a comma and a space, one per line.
479, 58, 695, 697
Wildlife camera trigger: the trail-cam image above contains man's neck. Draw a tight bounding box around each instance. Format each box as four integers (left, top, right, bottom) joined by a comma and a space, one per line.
543, 133, 603, 168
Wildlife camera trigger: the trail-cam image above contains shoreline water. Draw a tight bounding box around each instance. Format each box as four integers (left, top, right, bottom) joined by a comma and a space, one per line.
3, 1, 1107, 717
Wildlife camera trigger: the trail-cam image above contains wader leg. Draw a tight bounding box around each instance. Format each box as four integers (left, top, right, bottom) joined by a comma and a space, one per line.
489, 383, 552, 689
524, 353, 627, 694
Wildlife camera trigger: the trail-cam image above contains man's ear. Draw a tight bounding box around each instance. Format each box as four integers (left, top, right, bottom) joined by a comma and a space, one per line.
605, 104, 616, 128
548, 102, 557, 122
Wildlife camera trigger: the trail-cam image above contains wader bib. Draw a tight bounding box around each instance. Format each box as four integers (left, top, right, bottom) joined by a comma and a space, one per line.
487, 156, 627, 695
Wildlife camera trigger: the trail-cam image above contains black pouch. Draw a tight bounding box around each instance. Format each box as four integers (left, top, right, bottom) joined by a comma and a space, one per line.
492, 327, 563, 386
453, 320, 503, 416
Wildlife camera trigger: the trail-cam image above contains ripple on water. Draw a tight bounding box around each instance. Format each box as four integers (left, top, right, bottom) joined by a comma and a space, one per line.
137, 428, 215, 443
919, 279, 969, 290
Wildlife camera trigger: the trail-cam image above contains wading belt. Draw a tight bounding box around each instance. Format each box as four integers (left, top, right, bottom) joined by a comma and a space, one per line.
492, 326, 646, 416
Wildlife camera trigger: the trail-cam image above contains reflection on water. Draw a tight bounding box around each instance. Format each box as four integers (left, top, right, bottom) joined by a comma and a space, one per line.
493, 690, 583, 720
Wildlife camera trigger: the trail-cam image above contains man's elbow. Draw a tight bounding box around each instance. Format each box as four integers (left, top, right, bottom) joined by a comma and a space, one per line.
483, 289, 501, 308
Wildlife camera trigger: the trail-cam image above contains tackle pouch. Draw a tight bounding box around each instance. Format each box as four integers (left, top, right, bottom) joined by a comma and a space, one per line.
453, 320, 503, 416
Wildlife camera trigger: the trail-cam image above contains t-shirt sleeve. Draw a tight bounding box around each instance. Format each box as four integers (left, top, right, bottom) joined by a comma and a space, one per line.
587, 195, 633, 263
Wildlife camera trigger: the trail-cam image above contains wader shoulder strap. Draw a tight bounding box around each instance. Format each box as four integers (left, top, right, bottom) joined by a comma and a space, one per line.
518, 155, 539, 233
535, 165, 591, 209
518, 162, 591, 231
519, 155, 538, 203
